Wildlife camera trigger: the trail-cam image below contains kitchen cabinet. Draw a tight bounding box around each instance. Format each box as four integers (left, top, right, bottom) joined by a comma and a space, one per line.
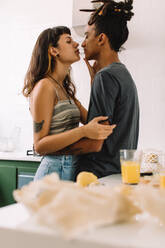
0, 160, 40, 207
0, 165, 16, 208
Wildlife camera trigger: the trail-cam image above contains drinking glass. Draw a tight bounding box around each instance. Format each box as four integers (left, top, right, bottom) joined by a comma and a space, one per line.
159, 153, 165, 188
120, 149, 142, 184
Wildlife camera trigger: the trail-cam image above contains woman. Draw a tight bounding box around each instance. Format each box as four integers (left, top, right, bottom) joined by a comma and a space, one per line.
22, 26, 115, 181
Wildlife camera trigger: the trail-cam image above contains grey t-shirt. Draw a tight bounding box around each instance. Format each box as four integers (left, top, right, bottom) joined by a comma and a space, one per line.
73, 62, 139, 178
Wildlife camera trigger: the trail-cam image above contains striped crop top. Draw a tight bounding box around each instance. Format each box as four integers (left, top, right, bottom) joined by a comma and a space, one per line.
49, 99, 81, 135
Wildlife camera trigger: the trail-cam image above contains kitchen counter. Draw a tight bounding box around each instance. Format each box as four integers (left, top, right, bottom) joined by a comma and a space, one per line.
0, 151, 42, 162
0, 174, 165, 248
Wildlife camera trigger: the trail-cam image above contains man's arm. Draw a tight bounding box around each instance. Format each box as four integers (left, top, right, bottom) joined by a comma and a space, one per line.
52, 138, 104, 155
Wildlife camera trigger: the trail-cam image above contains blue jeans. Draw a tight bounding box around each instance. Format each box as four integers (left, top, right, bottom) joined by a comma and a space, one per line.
34, 155, 76, 181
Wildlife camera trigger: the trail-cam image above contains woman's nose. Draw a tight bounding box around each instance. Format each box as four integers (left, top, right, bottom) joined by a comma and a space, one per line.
74, 41, 79, 48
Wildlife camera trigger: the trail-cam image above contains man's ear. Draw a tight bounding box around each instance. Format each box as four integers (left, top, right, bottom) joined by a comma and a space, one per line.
98, 33, 106, 46
48, 46, 59, 57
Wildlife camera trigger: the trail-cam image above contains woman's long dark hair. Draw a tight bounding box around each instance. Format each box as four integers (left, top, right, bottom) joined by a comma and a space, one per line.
22, 26, 76, 98
81, 0, 134, 52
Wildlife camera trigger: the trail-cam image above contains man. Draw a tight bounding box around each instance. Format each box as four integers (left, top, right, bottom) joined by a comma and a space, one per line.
72, 0, 139, 178
54, 0, 139, 179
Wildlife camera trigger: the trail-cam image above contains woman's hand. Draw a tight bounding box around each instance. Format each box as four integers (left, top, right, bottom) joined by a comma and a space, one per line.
84, 59, 100, 84
82, 116, 116, 140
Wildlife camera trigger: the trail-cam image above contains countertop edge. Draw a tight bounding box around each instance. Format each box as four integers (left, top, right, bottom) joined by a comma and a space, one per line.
0, 152, 42, 162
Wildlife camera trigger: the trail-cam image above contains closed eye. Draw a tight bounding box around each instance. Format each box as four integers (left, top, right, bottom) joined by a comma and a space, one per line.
65, 36, 72, 44
84, 32, 88, 40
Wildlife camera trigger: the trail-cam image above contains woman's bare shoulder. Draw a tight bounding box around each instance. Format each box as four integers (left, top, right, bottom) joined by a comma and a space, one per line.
30, 78, 56, 107
31, 78, 55, 98
34, 78, 54, 92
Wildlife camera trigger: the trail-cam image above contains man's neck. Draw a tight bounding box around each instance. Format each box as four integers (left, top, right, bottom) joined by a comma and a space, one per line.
96, 49, 120, 71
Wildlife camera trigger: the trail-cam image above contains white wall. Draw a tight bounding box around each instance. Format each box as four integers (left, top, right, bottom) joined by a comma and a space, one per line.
123, 0, 165, 150
0, 0, 73, 152
0, 0, 165, 153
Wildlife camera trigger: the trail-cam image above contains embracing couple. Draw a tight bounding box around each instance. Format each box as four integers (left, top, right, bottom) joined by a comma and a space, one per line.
22, 0, 139, 181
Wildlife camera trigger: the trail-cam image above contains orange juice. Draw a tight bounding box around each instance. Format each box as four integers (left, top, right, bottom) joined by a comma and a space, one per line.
121, 161, 140, 184
160, 174, 165, 188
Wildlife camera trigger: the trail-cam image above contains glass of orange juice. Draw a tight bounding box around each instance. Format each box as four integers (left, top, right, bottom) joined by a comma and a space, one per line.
159, 153, 165, 188
160, 171, 165, 188
120, 150, 142, 184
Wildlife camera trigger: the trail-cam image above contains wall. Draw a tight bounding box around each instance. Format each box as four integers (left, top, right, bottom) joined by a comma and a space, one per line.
0, 0, 73, 152
0, 0, 165, 153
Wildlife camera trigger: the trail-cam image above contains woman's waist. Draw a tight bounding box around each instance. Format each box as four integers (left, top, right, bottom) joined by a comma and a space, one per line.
49, 122, 79, 135
43, 154, 72, 160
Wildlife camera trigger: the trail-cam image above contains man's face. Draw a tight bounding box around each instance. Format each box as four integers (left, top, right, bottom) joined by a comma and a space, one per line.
81, 24, 100, 61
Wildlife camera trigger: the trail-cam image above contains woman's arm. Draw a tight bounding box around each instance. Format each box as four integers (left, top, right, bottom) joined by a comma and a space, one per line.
52, 120, 112, 155
30, 79, 114, 155
74, 98, 87, 124
52, 138, 104, 155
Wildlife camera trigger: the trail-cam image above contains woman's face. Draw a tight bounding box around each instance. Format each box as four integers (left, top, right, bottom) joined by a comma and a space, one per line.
55, 33, 80, 64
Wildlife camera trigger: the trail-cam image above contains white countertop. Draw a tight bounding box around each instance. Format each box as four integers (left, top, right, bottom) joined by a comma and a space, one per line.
0, 175, 165, 248
0, 151, 42, 162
